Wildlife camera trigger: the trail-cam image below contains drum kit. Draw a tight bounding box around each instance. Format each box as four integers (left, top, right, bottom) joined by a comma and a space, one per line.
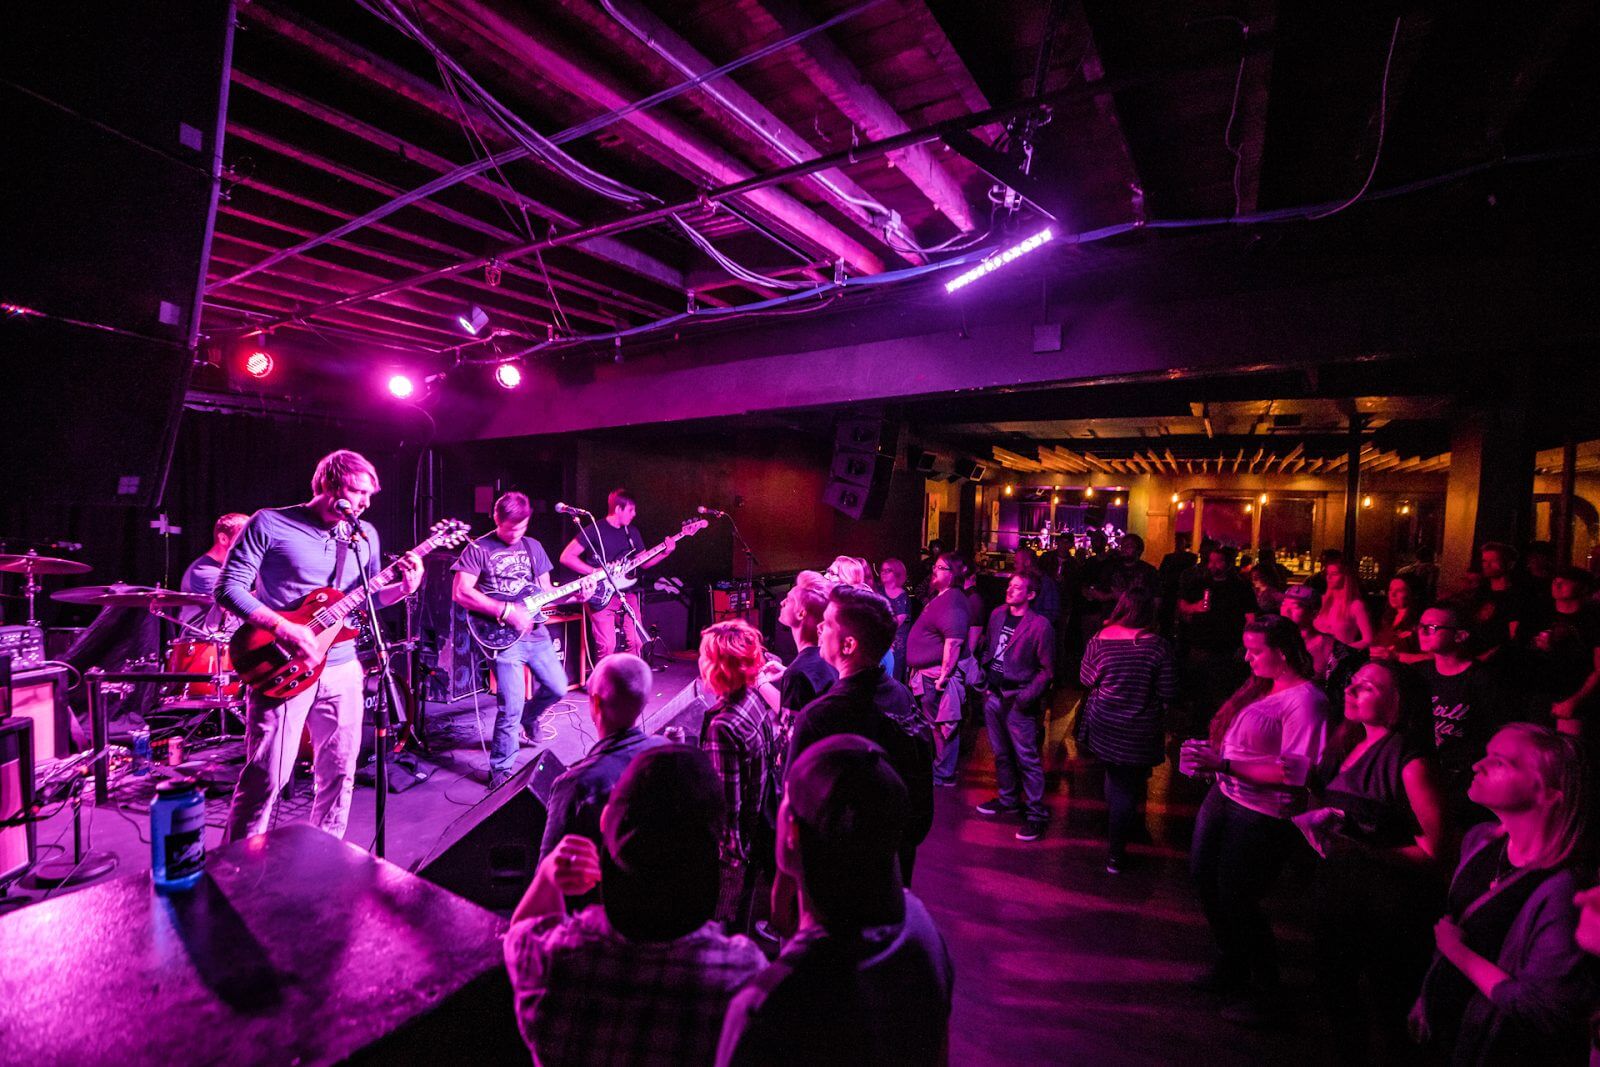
0, 549, 242, 724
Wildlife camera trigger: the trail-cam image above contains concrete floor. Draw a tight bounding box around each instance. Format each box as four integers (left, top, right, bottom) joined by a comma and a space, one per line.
7, 662, 1335, 1065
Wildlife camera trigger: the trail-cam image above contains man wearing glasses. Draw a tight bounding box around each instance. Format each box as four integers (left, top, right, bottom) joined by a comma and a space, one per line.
1415, 602, 1505, 823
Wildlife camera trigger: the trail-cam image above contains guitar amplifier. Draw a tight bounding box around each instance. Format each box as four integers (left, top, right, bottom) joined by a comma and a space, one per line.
0, 627, 45, 671
709, 582, 758, 628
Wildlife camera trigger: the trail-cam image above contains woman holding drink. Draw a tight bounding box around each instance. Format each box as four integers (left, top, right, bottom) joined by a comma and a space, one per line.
1182, 615, 1331, 1027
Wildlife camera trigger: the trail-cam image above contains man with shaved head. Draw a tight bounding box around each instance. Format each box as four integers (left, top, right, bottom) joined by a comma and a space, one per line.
539, 653, 668, 863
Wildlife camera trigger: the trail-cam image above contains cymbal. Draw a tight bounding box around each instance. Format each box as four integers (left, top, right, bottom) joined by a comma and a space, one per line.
51, 584, 211, 609
0, 552, 92, 576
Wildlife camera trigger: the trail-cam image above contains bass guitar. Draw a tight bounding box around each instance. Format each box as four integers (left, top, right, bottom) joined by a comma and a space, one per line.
585, 518, 708, 610
466, 570, 604, 652
231, 518, 471, 701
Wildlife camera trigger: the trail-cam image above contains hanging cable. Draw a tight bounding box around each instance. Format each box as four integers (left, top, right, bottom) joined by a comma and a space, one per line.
1310, 16, 1404, 221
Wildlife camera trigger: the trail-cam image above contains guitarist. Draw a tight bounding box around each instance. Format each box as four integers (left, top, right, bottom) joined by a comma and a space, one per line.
453, 491, 578, 790
218, 450, 424, 843
559, 488, 673, 660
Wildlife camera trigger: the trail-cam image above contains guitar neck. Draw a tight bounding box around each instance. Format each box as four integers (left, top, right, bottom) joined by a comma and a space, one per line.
307, 532, 440, 633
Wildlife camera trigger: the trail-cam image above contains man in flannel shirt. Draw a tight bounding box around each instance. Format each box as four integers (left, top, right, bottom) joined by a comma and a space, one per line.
504, 744, 767, 1065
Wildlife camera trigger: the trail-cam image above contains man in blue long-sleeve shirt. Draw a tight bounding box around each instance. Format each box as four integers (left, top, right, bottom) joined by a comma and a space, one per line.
217, 450, 422, 843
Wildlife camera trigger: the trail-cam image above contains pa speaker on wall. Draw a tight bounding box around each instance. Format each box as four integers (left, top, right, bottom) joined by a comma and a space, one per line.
824, 474, 892, 521
830, 449, 892, 488
834, 419, 900, 456
954, 459, 987, 482
905, 447, 938, 475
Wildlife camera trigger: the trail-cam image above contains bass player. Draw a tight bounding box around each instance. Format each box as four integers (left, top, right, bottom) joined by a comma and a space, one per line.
218, 450, 424, 843
454, 491, 586, 789
559, 487, 673, 660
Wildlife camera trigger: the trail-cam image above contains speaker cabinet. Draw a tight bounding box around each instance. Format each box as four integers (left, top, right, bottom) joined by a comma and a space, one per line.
412, 750, 567, 912
823, 474, 892, 520
0, 718, 37, 887
1, 667, 72, 765
833, 419, 900, 456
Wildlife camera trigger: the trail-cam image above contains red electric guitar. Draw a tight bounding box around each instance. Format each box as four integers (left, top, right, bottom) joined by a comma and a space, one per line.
231, 519, 470, 701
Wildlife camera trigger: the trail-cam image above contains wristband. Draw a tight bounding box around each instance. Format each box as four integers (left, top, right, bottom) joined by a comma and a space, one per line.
498, 603, 510, 623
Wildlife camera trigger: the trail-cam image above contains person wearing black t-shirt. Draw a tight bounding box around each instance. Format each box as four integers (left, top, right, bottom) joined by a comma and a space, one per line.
1415, 603, 1505, 822
560, 487, 674, 660
455, 492, 590, 789
756, 582, 837, 780
1176, 547, 1254, 726
1522, 566, 1600, 736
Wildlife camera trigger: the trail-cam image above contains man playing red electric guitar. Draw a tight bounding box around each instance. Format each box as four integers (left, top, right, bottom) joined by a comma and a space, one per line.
217, 450, 423, 843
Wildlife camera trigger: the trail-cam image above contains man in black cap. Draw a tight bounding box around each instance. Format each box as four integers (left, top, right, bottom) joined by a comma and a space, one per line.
716, 735, 954, 1066
505, 744, 767, 1066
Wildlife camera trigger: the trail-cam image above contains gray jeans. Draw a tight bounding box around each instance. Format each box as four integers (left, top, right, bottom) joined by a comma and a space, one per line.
983, 690, 1047, 821
224, 658, 364, 843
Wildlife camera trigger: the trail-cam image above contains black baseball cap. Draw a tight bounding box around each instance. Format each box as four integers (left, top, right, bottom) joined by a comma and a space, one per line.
600, 743, 724, 941
784, 734, 908, 929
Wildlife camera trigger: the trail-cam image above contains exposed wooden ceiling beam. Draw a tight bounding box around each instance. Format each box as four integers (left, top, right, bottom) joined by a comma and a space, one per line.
218, 202, 649, 324
587, 0, 913, 265
429, 0, 889, 276
741, 0, 976, 234
237, 1, 687, 296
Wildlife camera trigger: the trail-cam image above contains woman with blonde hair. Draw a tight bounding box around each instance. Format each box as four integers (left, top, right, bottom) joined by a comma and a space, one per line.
1315, 558, 1375, 650
1411, 723, 1595, 1064
697, 620, 778, 930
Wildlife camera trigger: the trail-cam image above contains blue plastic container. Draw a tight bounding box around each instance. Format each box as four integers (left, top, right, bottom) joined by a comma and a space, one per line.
151, 777, 206, 891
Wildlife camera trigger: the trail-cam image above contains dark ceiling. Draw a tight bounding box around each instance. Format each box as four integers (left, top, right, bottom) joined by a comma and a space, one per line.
198, 0, 1600, 384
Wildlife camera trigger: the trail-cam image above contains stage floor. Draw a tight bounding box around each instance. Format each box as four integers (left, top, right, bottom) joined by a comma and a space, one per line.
7, 662, 1336, 1066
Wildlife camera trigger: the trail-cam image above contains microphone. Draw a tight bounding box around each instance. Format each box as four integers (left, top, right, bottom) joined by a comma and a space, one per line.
554, 502, 591, 517
332, 498, 364, 540
697, 506, 728, 518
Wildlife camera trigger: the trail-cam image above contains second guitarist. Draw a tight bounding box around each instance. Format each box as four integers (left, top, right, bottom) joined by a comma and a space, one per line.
559, 487, 673, 660
453, 491, 577, 789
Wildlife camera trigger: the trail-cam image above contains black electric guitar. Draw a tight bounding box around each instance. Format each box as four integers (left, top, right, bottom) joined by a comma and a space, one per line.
465, 571, 603, 652
584, 518, 708, 610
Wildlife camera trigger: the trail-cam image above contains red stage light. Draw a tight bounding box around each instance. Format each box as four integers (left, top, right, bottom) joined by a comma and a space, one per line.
244, 350, 274, 378
387, 374, 416, 400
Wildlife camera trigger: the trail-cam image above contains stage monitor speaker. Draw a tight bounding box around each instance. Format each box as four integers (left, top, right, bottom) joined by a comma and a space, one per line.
639, 679, 712, 748
0, 718, 37, 887
824, 470, 892, 520
413, 749, 567, 912
833, 419, 900, 456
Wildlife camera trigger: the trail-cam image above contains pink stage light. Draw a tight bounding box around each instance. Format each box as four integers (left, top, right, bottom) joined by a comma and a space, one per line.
244, 350, 274, 379
387, 374, 416, 400
494, 363, 522, 390
944, 227, 1055, 294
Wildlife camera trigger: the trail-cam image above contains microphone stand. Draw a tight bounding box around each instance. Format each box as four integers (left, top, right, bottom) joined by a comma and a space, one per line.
347, 522, 400, 859
572, 512, 650, 645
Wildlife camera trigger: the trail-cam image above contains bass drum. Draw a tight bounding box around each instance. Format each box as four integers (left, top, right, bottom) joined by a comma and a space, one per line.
162, 638, 241, 701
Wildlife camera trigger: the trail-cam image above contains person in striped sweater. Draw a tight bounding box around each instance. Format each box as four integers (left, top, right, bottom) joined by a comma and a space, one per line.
1078, 588, 1179, 872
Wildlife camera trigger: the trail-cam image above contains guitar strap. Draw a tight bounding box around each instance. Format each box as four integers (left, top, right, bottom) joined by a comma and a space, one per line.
332, 534, 349, 589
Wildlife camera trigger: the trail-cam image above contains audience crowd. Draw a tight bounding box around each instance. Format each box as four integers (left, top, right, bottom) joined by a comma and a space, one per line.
503, 531, 1600, 1065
